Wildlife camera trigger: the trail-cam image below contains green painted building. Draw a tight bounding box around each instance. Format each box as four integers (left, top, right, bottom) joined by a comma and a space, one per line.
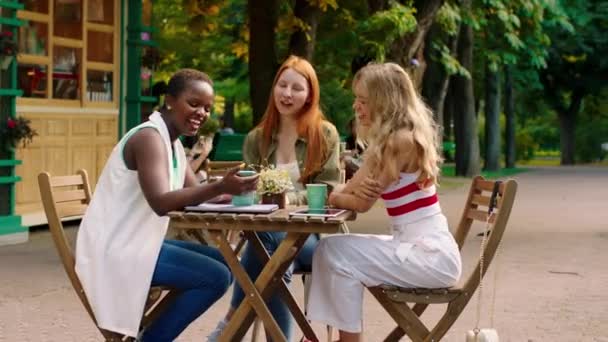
0, 0, 158, 245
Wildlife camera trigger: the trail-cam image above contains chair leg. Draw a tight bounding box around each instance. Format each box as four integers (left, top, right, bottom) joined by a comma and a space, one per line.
368, 287, 429, 342
384, 327, 405, 342
141, 290, 180, 331
251, 318, 262, 342
302, 274, 311, 309
326, 325, 334, 342
423, 301, 466, 342
384, 303, 430, 341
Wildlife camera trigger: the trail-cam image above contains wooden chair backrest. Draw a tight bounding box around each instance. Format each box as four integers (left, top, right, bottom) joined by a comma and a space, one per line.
452, 176, 518, 290
37, 170, 103, 332
204, 160, 244, 179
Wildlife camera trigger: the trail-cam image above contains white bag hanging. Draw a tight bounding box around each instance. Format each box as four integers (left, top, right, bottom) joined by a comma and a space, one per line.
466, 181, 502, 342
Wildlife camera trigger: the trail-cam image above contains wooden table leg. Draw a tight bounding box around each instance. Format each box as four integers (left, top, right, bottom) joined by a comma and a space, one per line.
224, 232, 310, 342
246, 231, 319, 342
213, 231, 287, 342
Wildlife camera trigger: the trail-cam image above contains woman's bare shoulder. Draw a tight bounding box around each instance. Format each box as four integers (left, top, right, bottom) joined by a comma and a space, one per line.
128, 127, 163, 149
386, 129, 414, 153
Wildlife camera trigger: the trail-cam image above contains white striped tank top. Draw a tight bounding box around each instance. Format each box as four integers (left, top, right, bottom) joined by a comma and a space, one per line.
380, 171, 441, 226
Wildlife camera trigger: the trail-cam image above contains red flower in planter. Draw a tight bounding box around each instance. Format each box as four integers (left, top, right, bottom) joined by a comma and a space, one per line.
0, 30, 17, 57
1, 117, 37, 149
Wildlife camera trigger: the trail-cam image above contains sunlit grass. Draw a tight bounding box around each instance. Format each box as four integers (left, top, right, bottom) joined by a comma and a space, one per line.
519, 158, 561, 166
437, 178, 468, 194
441, 164, 529, 178
519, 158, 608, 167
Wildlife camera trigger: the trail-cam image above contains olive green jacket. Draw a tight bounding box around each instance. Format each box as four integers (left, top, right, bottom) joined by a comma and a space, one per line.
242, 121, 341, 205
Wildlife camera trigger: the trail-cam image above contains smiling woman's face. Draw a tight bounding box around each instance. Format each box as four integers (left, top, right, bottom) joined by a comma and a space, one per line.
273, 68, 310, 118
353, 81, 372, 128
166, 80, 214, 136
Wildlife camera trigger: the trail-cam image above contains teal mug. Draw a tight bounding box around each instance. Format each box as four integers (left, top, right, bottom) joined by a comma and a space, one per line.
306, 183, 328, 211
231, 170, 257, 206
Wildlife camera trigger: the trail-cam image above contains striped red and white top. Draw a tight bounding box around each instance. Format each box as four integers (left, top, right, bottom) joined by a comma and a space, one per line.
381, 172, 441, 225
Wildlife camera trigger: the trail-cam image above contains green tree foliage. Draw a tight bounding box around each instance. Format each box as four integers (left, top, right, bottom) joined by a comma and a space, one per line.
153, 0, 250, 119
148, 0, 607, 168
540, 0, 608, 164
575, 90, 608, 162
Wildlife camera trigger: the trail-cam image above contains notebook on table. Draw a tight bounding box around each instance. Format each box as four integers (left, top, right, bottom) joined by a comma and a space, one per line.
185, 203, 279, 214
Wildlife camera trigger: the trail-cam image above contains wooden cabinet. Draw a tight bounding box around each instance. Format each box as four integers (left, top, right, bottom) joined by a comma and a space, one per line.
17, 0, 119, 106
14, 112, 117, 214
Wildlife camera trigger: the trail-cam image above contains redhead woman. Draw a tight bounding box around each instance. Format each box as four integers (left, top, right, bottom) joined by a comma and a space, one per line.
75, 69, 258, 341
208, 55, 341, 341
306, 63, 462, 342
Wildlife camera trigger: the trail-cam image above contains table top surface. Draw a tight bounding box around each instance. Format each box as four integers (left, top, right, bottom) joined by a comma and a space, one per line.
168, 207, 356, 233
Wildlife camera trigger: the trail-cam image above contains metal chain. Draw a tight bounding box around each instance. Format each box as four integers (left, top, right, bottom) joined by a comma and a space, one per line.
474, 181, 503, 334
474, 214, 491, 333
490, 235, 502, 327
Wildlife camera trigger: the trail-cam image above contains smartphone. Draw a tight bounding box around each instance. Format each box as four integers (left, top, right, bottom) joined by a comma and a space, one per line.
289, 208, 346, 218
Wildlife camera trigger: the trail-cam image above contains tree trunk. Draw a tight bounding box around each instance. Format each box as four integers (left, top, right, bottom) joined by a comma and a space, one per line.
422, 60, 450, 128
223, 97, 235, 129
288, 0, 321, 61
443, 82, 455, 141
558, 90, 584, 165
452, 2, 480, 177
422, 27, 457, 142
387, 0, 444, 86
367, 0, 389, 13
484, 64, 501, 171
248, 0, 279, 125
504, 65, 516, 168
558, 113, 576, 165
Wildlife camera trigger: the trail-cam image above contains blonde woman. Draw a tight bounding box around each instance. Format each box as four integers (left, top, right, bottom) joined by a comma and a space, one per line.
307, 63, 462, 342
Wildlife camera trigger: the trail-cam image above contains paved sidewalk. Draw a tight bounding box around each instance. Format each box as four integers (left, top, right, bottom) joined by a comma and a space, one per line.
1, 166, 607, 341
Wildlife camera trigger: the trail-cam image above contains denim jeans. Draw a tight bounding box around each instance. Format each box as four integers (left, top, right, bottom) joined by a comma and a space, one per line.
230, 232, 319, 341
142, 239, 233, 341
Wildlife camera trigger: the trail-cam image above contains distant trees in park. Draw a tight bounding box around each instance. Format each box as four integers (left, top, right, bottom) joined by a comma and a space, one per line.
152, 0, 608, 173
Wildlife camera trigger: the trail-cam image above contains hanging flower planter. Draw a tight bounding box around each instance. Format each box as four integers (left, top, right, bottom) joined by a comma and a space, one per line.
0, 117, 38, 151
0, 30, 17, 70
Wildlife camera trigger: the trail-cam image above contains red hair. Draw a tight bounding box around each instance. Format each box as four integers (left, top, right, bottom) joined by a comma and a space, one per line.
257, 55, 328, 183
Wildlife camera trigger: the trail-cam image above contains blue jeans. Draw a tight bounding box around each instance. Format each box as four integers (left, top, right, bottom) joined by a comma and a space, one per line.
230, 232, 319, 341
142, 239, 233, 341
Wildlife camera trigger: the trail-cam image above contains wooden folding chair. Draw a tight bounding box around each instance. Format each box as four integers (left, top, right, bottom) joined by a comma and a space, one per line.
367, 176, 517, 342
38, 170, 178, 341
204, 160, 245, 180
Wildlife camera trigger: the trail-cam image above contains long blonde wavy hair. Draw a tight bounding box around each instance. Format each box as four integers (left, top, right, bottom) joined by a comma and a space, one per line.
353, 62, 442, 185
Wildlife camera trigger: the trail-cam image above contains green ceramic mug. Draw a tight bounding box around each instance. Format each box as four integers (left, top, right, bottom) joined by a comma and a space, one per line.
231, 170, 257, 206
306, 183, 327, 211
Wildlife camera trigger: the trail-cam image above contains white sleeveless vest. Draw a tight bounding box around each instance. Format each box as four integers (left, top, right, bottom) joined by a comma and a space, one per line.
75, 112, 186, 336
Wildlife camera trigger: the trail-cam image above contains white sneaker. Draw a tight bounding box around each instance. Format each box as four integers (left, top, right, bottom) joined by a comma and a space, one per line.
206, 318, 228, 342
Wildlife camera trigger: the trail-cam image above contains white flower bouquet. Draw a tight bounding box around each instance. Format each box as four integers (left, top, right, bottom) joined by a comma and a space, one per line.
256, 167, 294, 196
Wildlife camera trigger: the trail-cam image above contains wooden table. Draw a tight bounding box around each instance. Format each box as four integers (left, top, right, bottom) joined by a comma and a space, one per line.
168, 208, 355, 342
